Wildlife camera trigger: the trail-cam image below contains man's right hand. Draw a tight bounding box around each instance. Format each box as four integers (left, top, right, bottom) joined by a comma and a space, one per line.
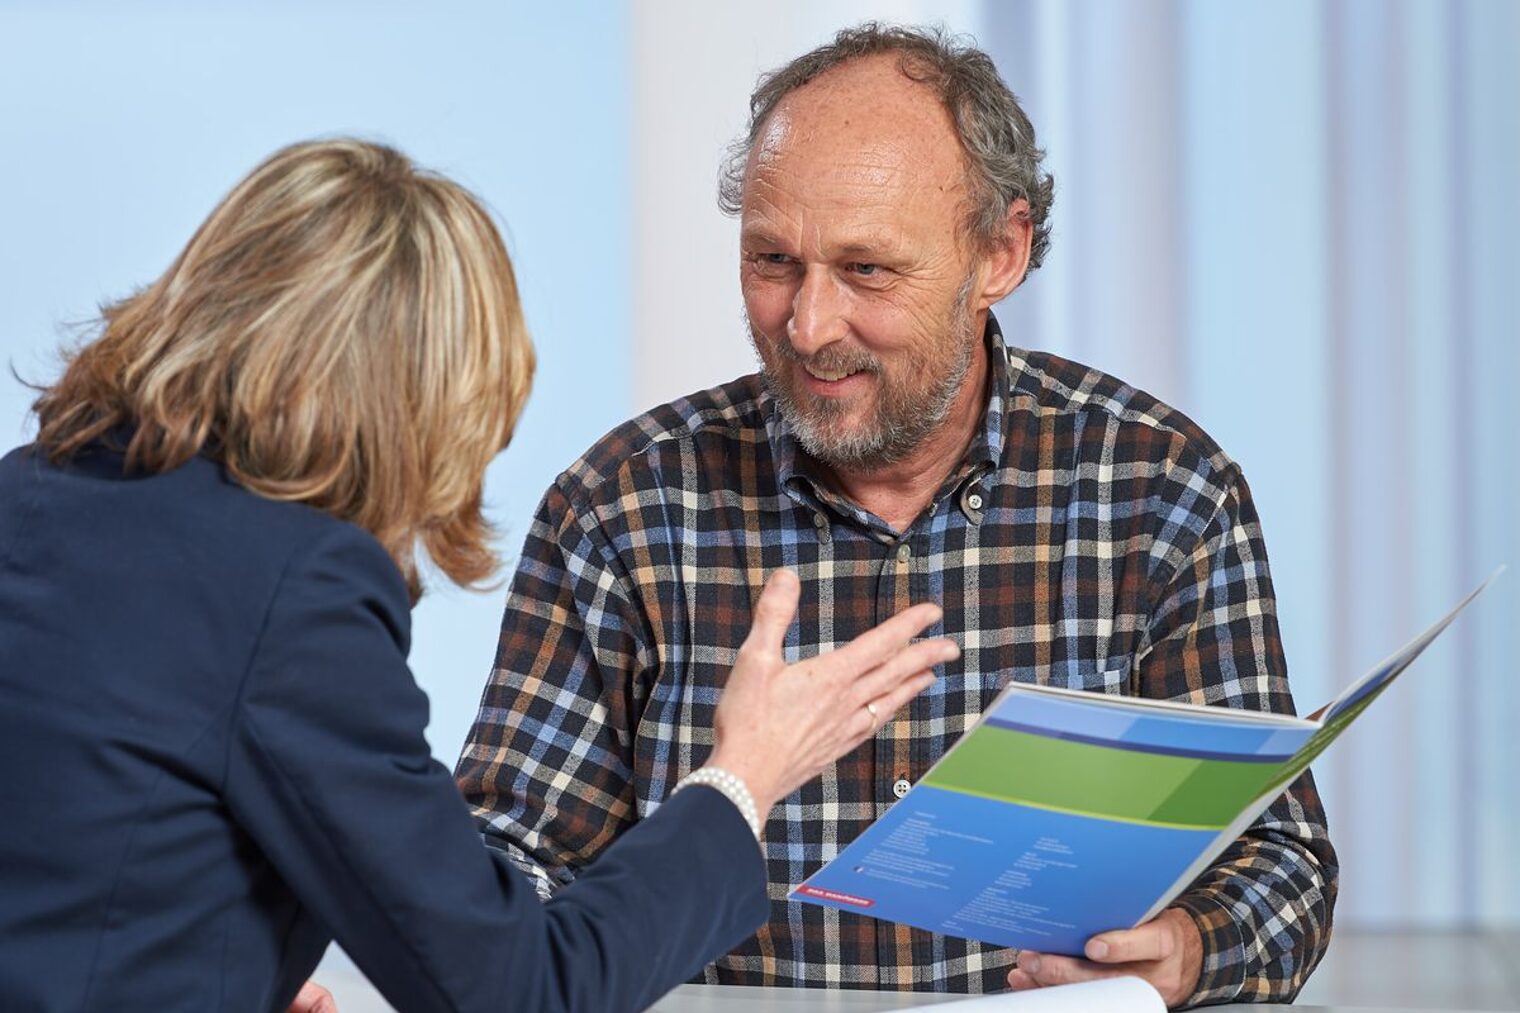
708, 568, 957, 815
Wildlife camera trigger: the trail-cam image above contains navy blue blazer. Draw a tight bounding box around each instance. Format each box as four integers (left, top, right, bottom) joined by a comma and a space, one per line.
0, 439, 767, 1011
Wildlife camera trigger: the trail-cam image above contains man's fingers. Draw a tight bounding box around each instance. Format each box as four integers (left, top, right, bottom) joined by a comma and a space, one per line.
741, 569, 801, 656
1006, 968, 1039, 991
1086, 922, 1171, 964
831, 602, 942, 672
1016, 952, 1122, 988
850, 638, 957, 705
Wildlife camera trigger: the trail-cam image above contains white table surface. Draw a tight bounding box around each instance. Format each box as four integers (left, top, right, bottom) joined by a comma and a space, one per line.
647, 983, 1491, 1012
313, 955, 1503, 1012
314, 931, 1520, 1012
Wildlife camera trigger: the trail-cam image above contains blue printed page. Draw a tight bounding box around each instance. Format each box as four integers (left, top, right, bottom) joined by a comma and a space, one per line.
792, 785, 1221, 956
791, 683, 1318, 954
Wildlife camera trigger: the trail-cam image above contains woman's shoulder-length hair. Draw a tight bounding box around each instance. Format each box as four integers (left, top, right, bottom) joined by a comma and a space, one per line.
32, 138, 534, 601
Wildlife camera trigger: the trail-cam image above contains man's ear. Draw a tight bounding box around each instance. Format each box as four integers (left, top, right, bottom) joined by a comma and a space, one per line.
973, 199, 1034, 311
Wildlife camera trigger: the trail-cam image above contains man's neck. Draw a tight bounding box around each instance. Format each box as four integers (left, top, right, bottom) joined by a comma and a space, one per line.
822, 337, 991, 534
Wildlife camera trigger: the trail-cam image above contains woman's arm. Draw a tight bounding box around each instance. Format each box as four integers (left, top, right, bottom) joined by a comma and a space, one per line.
225, 525, 768, 1013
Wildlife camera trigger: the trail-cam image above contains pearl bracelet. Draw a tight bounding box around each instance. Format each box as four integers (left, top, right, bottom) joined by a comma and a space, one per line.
671, 766, 763, 842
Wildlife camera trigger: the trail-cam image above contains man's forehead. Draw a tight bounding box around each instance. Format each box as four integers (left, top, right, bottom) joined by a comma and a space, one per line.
740, 56, 969, 250
750, 55, 966, 190
740, 204, 912, 259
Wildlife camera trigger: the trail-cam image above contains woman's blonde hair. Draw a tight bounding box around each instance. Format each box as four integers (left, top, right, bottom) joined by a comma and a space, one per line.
33, 138, 534, 600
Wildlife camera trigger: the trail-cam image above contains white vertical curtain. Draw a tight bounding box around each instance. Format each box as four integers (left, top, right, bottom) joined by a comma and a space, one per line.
983, 0, 1520, 928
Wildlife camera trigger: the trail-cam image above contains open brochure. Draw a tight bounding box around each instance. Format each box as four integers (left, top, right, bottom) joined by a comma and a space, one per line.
792, 570, 1502, 957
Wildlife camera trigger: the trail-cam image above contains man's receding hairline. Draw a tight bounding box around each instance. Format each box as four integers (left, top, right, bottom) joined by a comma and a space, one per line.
745, 52, 972, 197
757, 49, 956, 136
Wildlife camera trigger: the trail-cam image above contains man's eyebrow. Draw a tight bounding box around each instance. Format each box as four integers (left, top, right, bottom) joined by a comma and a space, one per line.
834, 238, 898, 259
739, 230, 903, 259
739, 226, 787, 248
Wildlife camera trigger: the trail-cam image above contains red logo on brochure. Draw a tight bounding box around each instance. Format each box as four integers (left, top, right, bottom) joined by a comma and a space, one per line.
796, 884, 875, 908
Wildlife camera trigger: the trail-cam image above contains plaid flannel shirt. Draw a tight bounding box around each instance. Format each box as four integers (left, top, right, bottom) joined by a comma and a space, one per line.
456, 316, 1337, 1005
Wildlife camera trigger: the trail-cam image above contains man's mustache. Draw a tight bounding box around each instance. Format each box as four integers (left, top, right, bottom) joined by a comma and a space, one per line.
764, 336, 881, 377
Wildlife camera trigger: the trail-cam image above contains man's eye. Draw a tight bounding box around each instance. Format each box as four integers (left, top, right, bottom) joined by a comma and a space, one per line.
848, 263, 880, 276
750, 253, 797, 276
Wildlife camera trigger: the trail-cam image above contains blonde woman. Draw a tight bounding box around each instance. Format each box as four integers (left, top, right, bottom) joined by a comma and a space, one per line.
0, 140, 953, 1012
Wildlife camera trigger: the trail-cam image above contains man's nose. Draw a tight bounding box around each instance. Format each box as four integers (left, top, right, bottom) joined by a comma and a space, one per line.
787, 266, 849, 356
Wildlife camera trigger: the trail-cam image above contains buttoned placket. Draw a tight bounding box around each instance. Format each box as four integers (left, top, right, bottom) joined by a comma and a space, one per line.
870, 519, 919, 984
770, 384, 1003, 985
871, 465, 993, 979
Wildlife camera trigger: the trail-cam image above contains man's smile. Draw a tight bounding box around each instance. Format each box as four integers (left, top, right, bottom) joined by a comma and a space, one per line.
799, 362, 873, 396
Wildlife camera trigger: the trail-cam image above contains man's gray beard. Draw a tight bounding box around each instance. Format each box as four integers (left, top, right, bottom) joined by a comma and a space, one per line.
751, 290, 978, 472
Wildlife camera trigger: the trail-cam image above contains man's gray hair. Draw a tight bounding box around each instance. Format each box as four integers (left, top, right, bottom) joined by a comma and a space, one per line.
718, 23, 1055, 272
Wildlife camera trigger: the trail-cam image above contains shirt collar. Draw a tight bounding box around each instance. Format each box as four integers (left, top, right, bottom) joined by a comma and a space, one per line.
767, 312, 1011, 502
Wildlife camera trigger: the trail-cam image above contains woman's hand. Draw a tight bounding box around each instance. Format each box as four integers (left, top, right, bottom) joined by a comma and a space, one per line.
708, 569, 957, 816
288, 980, 337, 1013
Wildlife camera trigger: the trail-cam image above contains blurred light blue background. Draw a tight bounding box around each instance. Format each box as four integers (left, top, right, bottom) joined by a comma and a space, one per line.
0, 0, 634, 776
2, 0, 1516, 943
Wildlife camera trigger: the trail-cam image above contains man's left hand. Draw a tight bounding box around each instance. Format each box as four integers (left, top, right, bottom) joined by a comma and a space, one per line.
1006, 906, 1203, 1009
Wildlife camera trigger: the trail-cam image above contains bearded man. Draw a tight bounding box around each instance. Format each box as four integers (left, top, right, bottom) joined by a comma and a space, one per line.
456, 24, 1336, 1009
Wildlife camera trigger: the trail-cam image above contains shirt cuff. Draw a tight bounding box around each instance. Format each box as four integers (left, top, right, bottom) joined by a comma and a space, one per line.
1169, 892, 1247, 1008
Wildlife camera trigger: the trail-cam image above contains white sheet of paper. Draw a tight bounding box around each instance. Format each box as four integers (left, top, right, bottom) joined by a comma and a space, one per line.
902, 977, 1164, 1012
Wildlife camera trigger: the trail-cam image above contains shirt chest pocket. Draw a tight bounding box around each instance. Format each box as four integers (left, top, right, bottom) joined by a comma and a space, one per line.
961, 640, 1136, 706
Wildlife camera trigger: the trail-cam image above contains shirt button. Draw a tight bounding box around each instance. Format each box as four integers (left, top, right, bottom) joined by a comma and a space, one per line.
892, 778, 911, 799
896, 543, 912, 563
967, 493, 984, 510
812, 511, 830, 541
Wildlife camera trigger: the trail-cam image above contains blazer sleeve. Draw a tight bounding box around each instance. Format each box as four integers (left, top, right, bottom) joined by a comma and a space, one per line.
222, 524, 768, 1013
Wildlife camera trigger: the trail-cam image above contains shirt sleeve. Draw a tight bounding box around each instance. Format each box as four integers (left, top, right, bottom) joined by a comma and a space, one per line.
455, 480, 651, 897
224, 523, 766, 1013
1136, 465, 1339, 1008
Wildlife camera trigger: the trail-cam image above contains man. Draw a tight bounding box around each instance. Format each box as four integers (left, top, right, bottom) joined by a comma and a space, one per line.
457, 24, 1336, 1008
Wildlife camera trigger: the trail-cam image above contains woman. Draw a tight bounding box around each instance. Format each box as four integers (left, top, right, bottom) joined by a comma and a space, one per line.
0, 140, 954, 1011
